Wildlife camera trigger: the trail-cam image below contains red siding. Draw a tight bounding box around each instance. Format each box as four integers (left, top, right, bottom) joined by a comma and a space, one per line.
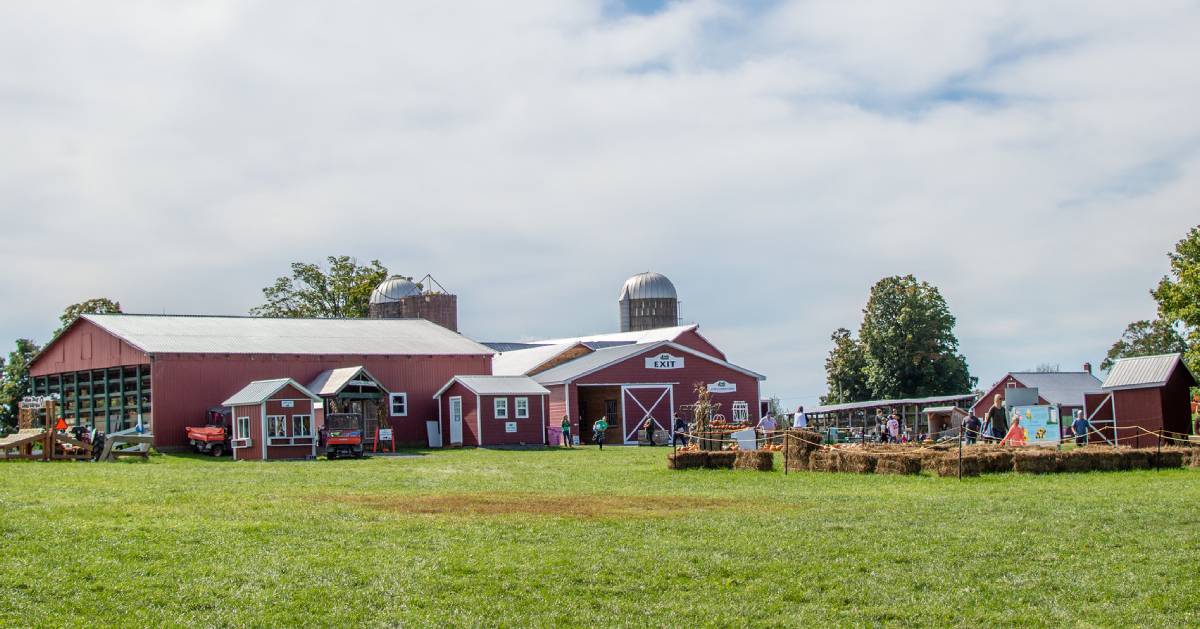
477, 394, 547, 446
1113, 387, 1163, 448
438, 381, 479, 446
151, 353, 490, 448
565, 345, 761, 443
1160, 365, 1197, 438
231, 403, 262, 461
672, 329, 727, 361
30, 319, 149, 376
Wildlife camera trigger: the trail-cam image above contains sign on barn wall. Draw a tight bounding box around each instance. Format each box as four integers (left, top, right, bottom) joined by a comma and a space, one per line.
282, 400, 294, 408
645, 353, 684, 370
706, 380, 736, 394
505, 422, 518, 433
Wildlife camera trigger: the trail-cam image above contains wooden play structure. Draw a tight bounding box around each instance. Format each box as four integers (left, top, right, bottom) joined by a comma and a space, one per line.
1, 396, 151, 461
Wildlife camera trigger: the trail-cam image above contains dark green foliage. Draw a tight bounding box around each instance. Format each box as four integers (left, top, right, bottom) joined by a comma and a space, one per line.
1101, 319, 1188, 371
821, 327, 870, 404
1151, 224, 1200, 375
0, 339, 41, 428
251, 256, 389, 318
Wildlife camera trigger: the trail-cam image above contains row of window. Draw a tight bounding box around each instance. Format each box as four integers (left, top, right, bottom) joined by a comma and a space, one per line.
234, 414, 313, 440
494, 397, 530, 419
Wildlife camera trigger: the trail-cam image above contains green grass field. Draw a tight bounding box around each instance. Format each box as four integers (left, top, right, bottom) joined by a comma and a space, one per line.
2, 447, 1198, 627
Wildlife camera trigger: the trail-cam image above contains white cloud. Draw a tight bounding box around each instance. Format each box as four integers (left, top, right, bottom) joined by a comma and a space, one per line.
2, 0, 1198, 402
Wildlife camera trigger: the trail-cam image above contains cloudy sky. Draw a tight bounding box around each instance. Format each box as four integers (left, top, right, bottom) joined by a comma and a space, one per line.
3, 1, 1198, 406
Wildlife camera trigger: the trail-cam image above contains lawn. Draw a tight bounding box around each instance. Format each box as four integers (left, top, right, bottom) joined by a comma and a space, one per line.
1, 447, 1198, 627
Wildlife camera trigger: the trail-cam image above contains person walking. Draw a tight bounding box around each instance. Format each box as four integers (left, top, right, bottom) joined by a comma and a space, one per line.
593, 416, 609, 450
644, 419, 655, 446
1000, 411, 1026, 446
963, 413, 982, 445
560, 414, 573, 448
1071, 410, 1091, 447
673, 413, 688, 447
986, 394, 1008, 444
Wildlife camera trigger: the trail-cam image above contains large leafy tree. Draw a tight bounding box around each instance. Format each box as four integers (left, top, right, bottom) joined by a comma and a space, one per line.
55, 297, 122, 336
0, 339, 41, 428
821, 328, 870, 404
857, 275, 975, 399
1101, 319, 1188, 371
251, 256, 389, 318
1151, 225, 1200, 374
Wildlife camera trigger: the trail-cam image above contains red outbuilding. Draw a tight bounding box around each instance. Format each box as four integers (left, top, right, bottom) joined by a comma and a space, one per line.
222, 378, 323, 461
533, 340, 764, 445
28, 314, 494, 449
970, 368, 1103, 420
433, 376, 550, 446
1085, 353, 1197, 447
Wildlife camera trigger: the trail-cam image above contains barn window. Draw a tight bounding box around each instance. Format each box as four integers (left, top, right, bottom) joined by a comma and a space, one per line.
236, 416, 250, 439
494, 398, 509, 419
389, 393, 408, 417
515, 397, 529, 419
267, 415, 287, 438
291, 415, 312, 438
732, 401, 749, 422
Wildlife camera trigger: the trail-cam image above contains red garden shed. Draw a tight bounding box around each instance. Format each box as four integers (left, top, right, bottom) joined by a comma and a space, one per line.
222, 378, 323, 461
433, 376, 549, 446
1088, 353, 1197, 447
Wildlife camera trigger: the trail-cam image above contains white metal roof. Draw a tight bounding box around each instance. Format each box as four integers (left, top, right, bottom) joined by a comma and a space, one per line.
491, 342, 588, 376
434, 375, 550, 398
305, 366, 387, 397
1102, 353, 1189, 390
526, 324, 697, 347
81, 314, 493, 356
1008, 372, 1103, 406
222, 378, 320, 406
532, 340, 764, 385
809, 393, 978, 415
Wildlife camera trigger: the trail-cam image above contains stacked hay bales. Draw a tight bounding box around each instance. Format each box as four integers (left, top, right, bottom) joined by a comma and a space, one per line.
705, 451, 737, 469
926, 453, 981, 477
783, 429, 824, 472
1119, 449, 1152, 470
808, 449, 840, 472
1012, 449, 1059, 474
667, 451, 708, 470
733, 451, 774, 471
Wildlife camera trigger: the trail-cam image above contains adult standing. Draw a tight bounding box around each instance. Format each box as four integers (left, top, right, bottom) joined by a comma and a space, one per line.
560, 414, 573, 448
886, 414, 900, 443
793, 406, 808, 430
673, 413, 688, 447
1070, 410, 1091, 447
593, 416, 609, 450
644, 419, 656, 446
963, 413, 982, 445
986, 394, 1008, 444
759, 413, 777, 446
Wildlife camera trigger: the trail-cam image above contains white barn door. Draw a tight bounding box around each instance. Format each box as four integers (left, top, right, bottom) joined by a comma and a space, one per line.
621, 385, 673, 445
449, 396, 464, 445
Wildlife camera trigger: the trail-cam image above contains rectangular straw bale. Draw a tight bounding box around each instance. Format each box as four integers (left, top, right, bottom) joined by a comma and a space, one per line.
1012, 449, 1059, 474
667, 451, 707, 470
929, 453, 981, 477
875, 453, 922, 475
1057, 449, 1094, 473
808, 450, 838, 472
978, 450, 1014, 474
840, 451, 877, 474
734, 450, 774, 471
784, 430, 824, 455
1153, 448, 1185, 469
784, 451, 811, 472
705, 451, 737, 469
1119, 449, 1151, 470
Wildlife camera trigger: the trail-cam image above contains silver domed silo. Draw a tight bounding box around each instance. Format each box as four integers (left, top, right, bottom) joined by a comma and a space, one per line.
368, 274, 459, 331
618, 271, 679, 332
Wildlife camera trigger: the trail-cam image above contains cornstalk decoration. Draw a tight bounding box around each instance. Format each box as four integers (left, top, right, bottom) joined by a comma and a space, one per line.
692, 383, 722, 450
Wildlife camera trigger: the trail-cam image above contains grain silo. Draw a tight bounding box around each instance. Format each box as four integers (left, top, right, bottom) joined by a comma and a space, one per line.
618, 271, 679, 332
369, 274, 458, 332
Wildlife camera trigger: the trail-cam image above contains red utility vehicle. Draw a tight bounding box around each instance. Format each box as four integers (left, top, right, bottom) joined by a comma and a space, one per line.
186, 407, 232, 456
324, 413, 364, 460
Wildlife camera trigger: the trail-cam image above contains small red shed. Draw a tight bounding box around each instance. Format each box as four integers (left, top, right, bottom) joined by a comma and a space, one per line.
222, 378, 323, 461
433, 376, 550, 447
1093, 353, 1197, 447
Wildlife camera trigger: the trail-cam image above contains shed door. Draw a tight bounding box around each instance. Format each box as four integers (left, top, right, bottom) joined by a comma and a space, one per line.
622, 385, 672, 445
449, 397, 464, 445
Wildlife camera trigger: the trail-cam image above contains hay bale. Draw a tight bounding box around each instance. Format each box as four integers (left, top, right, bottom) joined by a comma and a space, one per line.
1152, 448, 1186, 469
808, 450, 839, 472
1012, 449, 1059, 474
927, 453, 981, 477
875, 453, 922, 475
667, 451, 707, 470
784, 451, 811, 472
1119, 449, 1152, 470
839, 451, 877, 474
705, 451, 737, 469
784, 430, 824, 457
734, 450, 774, 471
1057, 449, 1093, 473
978, 450, 1015, 473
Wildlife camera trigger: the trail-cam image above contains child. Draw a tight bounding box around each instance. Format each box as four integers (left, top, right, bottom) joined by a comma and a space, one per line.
560, 414, 572, 448
593, 417, 609, 450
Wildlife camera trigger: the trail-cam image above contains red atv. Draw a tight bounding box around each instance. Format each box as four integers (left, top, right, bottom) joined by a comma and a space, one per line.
324, 413, 364, 460
186, 407, 231, 456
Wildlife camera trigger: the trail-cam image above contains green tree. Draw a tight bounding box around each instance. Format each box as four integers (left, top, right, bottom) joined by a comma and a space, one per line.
1101, 319, 1188, 371
251, 256, 389, 318
0, 339, 41, 428
858, 275, 975, 399
55, 297, 122, 336
1151, 224, 1200, 374
821, 327, 870, 404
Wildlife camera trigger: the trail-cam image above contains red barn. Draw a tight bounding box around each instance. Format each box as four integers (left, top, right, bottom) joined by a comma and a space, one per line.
531, 340, 764, 445
28, 314, 494, 449
222, 378, 322, 461
970, 369, 1102, 419
433, 376, 549, 446
1087, 353, 1197, 447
